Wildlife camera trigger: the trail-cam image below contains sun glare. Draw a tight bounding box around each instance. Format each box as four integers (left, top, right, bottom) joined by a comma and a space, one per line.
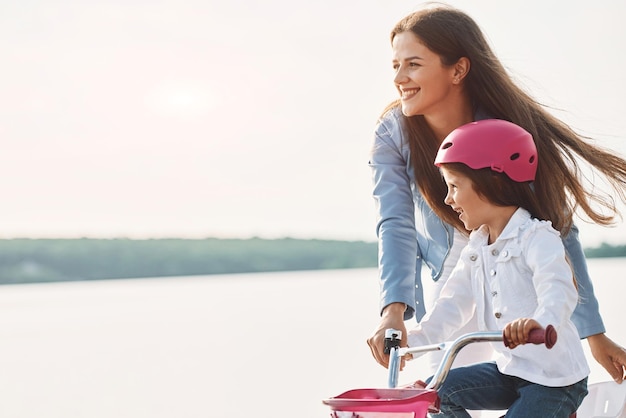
144, 82, 218, 117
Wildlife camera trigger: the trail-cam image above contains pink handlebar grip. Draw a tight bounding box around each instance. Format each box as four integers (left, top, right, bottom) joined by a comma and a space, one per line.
503, 324, 557, 349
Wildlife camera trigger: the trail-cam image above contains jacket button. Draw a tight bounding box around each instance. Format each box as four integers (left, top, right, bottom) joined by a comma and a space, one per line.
494, 312, 502, 318
470, 255, 477, 261
502, 250, 509, 257
489, 269, 496, 276
491, 291, 498, 297
491, 249, 499, 256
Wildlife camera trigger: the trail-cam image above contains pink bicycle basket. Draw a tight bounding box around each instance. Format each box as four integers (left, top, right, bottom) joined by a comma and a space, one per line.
323, 387, 439, 417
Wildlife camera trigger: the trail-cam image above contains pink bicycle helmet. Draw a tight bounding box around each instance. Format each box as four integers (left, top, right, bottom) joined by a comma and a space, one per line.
434, 119, 537, 182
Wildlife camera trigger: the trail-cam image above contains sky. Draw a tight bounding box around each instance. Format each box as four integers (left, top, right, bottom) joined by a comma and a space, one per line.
2, 0, 626, 246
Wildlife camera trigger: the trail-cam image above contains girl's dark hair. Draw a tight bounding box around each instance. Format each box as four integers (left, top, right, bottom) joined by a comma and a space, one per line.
383, 4, 626, 234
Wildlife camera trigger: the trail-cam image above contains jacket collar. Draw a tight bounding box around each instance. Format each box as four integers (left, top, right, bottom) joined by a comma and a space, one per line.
468, 207, 531, 247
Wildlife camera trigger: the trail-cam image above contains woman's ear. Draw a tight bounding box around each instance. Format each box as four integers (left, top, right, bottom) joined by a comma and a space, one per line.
453, 57, 470, 84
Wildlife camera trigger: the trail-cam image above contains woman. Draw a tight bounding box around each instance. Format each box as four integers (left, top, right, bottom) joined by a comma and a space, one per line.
366, 4, 626, 384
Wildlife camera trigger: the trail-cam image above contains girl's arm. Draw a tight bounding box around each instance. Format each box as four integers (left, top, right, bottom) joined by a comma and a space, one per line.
407, 255, 475, 349
526, 226, 579, 332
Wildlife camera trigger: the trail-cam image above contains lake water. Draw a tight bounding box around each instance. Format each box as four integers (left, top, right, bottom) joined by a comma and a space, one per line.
0, 258, 624, 418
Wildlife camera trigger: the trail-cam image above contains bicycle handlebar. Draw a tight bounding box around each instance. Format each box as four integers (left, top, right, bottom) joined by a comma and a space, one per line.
386, 325, 557, 390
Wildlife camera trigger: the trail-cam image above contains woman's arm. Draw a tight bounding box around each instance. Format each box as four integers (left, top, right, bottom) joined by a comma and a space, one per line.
562, 224, 626, 383
562, 224, 605, 337
369, 110, 422, 320
366, 110, 422, 368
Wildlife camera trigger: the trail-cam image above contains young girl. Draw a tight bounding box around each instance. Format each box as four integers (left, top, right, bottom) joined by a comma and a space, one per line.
406, 119, 589, 418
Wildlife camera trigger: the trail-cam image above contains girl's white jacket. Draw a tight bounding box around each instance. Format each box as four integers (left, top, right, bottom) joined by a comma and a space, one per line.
408, 207, 590, 387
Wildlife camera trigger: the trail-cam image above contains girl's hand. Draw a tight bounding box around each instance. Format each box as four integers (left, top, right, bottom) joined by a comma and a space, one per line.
503, 318, 542, 349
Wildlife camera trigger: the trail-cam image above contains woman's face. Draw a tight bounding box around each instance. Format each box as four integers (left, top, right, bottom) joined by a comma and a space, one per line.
392, 31, 458, 117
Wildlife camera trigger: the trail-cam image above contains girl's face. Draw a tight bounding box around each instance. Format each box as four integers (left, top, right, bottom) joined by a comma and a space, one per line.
440, 167, 493, 231
392, 31, 458, 117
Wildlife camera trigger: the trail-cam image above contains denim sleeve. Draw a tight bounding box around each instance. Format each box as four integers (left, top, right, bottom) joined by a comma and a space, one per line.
563, 224, 606, 338
369, 112, 424, 321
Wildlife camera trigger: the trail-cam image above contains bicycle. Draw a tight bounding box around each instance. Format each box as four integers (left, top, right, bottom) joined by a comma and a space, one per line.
323, 326, 604, 418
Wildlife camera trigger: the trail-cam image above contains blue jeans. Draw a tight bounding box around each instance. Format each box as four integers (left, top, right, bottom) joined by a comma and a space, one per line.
428, 362, 588, 418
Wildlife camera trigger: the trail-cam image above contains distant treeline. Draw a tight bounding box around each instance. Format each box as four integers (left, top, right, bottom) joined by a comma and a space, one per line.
0, 238, 622, 285
0, 238, 378, 285
583, 242, 626, 258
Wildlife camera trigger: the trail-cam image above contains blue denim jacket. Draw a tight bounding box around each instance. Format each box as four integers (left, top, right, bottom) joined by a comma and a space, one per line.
369, 106, 605, 338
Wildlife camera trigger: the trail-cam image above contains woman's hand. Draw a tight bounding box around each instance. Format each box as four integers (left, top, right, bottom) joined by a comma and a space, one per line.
367, 303, 407, 369
587, 333, 626, 383
503, 318, 541, 349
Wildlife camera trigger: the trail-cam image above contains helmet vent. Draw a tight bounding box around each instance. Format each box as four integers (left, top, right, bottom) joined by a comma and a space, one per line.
442, 142, 453, 150
529, 155, 536, 164
510, 152, 520, 161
